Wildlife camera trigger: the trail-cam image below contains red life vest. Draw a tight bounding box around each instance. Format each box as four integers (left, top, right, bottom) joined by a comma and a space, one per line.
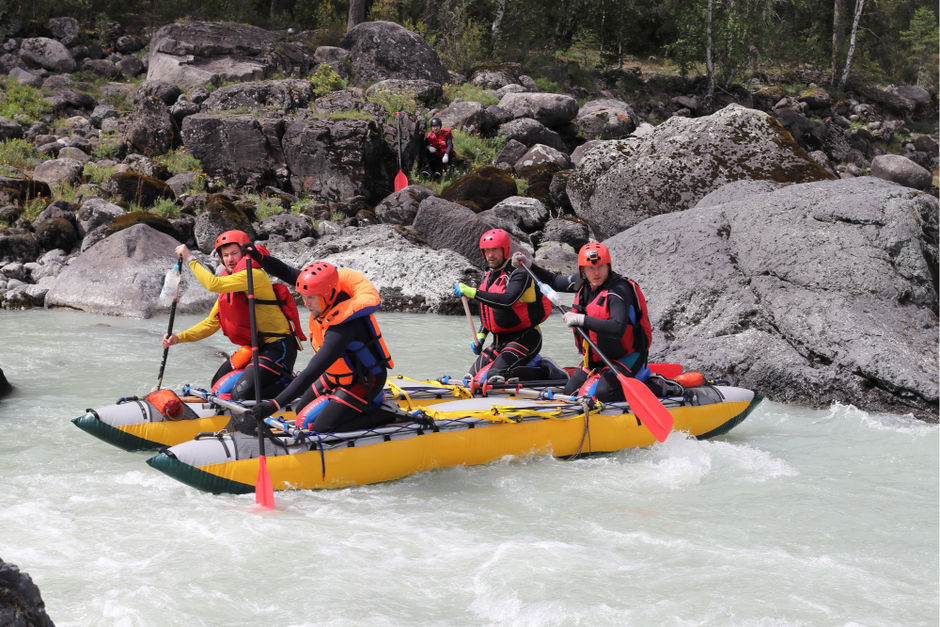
216, 257, 307, 347
572, 275, 651, 364
426, 128, 453, 156
479, 268, 552, 335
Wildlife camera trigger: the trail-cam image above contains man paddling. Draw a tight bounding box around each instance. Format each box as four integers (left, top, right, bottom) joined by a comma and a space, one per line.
161, 230, 303, 400
454, 228, 553, 385
512, 242, 652, 402
237, 250, 393, 435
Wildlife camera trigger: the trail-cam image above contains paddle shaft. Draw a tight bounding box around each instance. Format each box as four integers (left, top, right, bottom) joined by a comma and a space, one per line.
244, 257, 265, 453
460, 296, 478, 343
396, 112, 402, 170
156, 256, 183, 390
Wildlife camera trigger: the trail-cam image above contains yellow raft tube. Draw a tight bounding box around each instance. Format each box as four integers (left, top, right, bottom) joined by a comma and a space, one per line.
146, 384, 762, 494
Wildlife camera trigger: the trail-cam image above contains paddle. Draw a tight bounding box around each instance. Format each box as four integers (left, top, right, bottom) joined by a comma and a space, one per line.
244, 254, 275, 509
460, 295, 479, 345
519, 262, 673, 442
394, 112, 408, 191
156, 255, 183, 391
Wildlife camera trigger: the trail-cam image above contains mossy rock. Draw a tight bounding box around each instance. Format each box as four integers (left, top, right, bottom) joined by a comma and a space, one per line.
109, 211, 178, 240
107, 171, 175, 208
441, 165, 517, 213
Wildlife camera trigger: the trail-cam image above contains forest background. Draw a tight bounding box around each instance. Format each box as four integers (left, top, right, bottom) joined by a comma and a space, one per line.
2, 0, 937, 98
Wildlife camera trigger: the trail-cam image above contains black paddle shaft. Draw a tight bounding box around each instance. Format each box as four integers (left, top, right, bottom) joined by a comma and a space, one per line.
244, 255, 266, 457
156, 255, 183, 390
396, 112, 403, 170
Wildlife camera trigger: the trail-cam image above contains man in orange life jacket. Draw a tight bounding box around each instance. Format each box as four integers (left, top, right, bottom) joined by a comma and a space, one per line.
161, 230, 302, 401
236, 250, 393, 435
513, 242, 652, 402
453, 228, 552, 385
424, 117, 454, 175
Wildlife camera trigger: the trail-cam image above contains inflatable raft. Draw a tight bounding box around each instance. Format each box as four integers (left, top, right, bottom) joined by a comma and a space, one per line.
71, 377, 484, 451
146, 383, 763, 494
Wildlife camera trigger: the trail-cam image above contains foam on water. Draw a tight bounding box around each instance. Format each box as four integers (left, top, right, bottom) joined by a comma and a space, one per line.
0, 310, 937, 626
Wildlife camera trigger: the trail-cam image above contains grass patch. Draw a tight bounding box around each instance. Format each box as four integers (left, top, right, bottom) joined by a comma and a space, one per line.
367, 86, 421, 120
154, 148, 202, 175
245, 192, 283, 220
83, 163, 117, 185
0, 77, 52, 123
453, 131, 505, 168
152, 198, 181, 219
0, 138, 45, 175
443, 83, 499, 107
22, 196, 47, 221
93, 130, 122, 160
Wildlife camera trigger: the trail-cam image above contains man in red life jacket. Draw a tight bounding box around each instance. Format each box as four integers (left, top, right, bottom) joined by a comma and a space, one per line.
512, 242, 652, 402
161, 230, 302, 400
424, 117, 455, 175
235, 249, 393, 436
453, 228, 553, 385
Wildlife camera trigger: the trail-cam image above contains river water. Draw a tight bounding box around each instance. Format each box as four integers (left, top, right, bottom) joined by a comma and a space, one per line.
0, 309, 936, 626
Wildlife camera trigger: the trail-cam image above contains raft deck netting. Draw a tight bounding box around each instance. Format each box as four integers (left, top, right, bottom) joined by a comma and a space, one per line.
146, 386, 763, 493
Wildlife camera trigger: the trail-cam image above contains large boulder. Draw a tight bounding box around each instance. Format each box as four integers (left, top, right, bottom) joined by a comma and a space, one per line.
870, 154, 932, 191
181, 113, 288, 190
339, 21, 449, 84
607, 176, 938, 420
413, 196, 530, 269
576, 98, 639, 139
261, 224, 480, 314
497, 92, 579, 128
440, 166, 518, 213
122, 96, 178, 157
146, 22, 312, 89
568, 103, 835, 239
18, 37, 75, 72
45, 223, 217, 318
202, 79, 314, 113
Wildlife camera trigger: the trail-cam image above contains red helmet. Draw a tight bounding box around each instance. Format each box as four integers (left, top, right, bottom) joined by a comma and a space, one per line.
296, 262, 338, 300
578, 242, 611, 267
479, 228, 511, 258
214, 230, 250, 255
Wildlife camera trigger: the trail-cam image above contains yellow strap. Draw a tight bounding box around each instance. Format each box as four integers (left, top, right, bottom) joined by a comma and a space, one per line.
419, 404, 573, 424
385, 381, 414, 408
387, 376, 473, 399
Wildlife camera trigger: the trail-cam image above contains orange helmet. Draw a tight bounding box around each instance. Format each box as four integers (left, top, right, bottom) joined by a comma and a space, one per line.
296, 262, 338, 301
578, 242, 611, 268
479, 228, 511, 258
214, 230, 250, 255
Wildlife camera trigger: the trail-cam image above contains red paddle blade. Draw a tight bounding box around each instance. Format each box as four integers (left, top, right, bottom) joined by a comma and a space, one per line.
394, 170, 408, 191
620, 376, 674, 442
255, 455, 275, 510
649, 362, 682, 379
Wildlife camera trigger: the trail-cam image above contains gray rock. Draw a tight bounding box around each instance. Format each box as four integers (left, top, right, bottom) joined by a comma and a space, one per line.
182, 113, 287, 190
83, 57, 121, 79
77, 197, 124, 236
568, 104, 834, 239
694, 180, 786, 208
202, 79, 314, 112
339, 21, 449, 85
513, 143, 571, 173
497, 92, 579, 127
470, 67, 519, 90
45, 223, 217, 318
483, 195, 547, 234
870, 154, 932, 190
9, 66, 42, 87
540, 217, 590, 251
0, 116, 22, 140
262, 224, 480, 314
607, 176, 938, 420
374, 185, 437, 225
533, 239, 579, 275
255, 213, 315, 240
576, 98, 639, 139
19, 37, 75, 72
430, 100, 486, 133
32, 158, 84, 189
498, 117, 567, 152
48, 16, 81, 46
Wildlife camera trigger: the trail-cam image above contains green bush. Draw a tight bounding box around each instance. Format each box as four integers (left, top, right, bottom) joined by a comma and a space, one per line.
453, 131, 505, 168
152, 198, 181, 219
246, 192, 283, 220
367, 87, 421, 119
83, 163, 117, 185
309, 63, 347, 98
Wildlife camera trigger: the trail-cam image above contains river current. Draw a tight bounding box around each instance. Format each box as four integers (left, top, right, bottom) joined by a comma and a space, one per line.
0, 309, 937, 626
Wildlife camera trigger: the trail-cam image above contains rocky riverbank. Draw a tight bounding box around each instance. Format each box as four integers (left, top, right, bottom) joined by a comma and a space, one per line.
0, 18, 936, 420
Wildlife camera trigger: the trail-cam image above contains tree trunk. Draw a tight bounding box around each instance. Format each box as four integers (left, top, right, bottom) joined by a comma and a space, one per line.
705, 0, 715, 108
492, 0, 507, 38
348, 0, 367, 31
830, 0, 846, 86
838, 0, 865, 89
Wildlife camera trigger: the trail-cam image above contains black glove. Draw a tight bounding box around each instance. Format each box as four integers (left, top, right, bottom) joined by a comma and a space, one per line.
242, 243, 265, 264
231, 400, 276, 435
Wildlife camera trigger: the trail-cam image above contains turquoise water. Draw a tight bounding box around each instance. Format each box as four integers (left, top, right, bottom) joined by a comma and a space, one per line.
0, 309, 937, 626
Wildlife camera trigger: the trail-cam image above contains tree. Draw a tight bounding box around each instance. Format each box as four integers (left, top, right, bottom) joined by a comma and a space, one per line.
348, 0, 367, 30
900, 7, 939, 88
838, 0, 865, 89
830, 0, 846, 86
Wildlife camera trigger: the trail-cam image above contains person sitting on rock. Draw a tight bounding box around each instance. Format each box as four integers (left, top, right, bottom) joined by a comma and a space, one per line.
454, 228, 554, 387
424, 117, 455, 175
161, 230, 303, 400
238, 251, 393, 435
512, 242, 652, 402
